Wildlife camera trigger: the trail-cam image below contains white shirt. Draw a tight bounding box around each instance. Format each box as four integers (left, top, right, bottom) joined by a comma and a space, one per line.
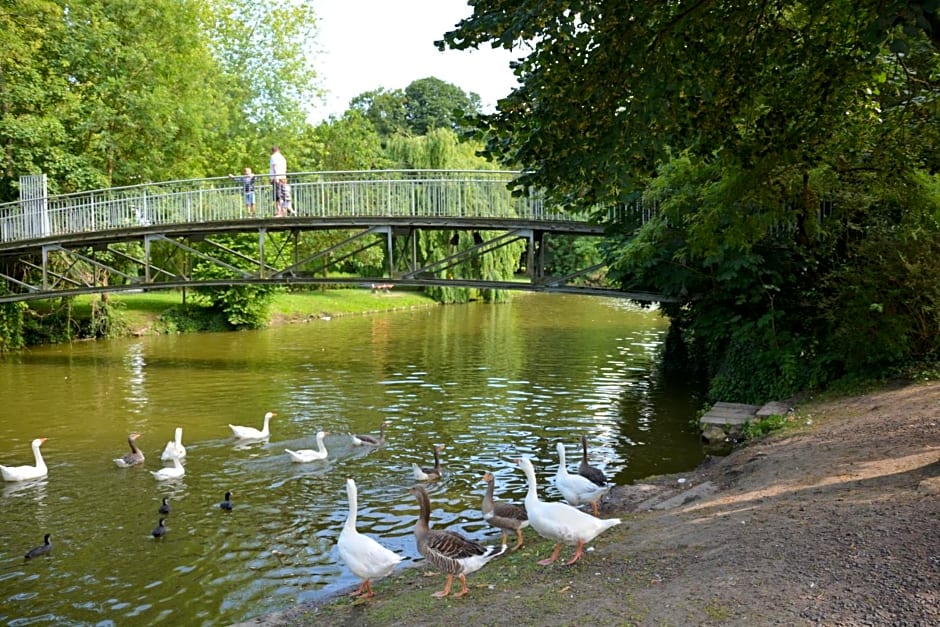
269, 150, 287, 181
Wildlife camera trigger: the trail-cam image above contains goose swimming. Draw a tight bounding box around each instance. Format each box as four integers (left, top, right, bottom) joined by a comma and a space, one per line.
1, 438, 48, 482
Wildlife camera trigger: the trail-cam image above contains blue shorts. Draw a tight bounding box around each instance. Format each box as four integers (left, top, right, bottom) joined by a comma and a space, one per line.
244, 192, 255, 205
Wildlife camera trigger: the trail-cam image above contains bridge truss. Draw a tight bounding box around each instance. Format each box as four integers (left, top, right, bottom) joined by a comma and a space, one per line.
0, 170, 665, 303
0, 217, 668, 303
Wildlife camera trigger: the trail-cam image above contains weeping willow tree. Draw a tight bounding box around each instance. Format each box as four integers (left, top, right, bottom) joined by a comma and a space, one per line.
385, 129, 524, 303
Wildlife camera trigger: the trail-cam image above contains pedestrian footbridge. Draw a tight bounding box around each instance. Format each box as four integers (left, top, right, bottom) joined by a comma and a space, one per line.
0, 170, 664, 304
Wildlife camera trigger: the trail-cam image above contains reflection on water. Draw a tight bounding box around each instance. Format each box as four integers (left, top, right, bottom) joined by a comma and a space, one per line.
0, 294, 705, 625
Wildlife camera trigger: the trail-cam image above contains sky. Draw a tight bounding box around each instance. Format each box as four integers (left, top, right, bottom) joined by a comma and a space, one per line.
309, 1, 522, 122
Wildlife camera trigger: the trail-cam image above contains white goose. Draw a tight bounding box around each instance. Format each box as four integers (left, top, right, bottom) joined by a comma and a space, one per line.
337, 478, 402, 598
160, 427, 186, 461
229, 411, 276, 440
1, 438, 48, 482
517, 456, 621, 565
151, 454, 185, 481
285, 431, 330, 463
555, 442, 611, 516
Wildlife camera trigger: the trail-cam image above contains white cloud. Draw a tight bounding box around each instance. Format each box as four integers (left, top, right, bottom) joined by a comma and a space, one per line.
310, 0, 521, 122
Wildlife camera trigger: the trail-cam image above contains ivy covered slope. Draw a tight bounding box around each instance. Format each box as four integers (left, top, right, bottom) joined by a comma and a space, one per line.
442, 1, 940, 402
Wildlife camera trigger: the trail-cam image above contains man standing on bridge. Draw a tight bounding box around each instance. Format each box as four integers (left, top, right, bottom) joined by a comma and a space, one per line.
269, 145, 288, 217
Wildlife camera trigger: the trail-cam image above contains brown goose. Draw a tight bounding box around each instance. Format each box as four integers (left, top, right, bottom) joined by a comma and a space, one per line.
351, 421, 390, 447
481, 471, 529, 550
578, 435, 609, 488
114, 433, 145, 468
410, 485, 506, 598
412, 444, 445, 481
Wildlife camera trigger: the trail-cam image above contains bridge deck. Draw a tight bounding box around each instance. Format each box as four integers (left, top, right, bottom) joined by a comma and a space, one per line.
0, 170, 662, 303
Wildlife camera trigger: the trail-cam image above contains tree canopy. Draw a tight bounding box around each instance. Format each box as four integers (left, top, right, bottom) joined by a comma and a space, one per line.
442, 1, 940, 400
0, 0, 320, 198
442, 1, 939, 203
350, 77, 483, 139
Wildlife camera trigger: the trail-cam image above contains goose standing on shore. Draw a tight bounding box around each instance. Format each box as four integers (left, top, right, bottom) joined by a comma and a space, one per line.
285, 431, 330, 462
114, 433, 145, 468
161, 427, 186, 461
578, 435, 610, 493
555, 442, 611, 516
412, 444, 445, 481
351, 421, 390, 447
481, 471, 529, 550
1, 438, 48, 482
337, 478, 402, 598
229, 411, 276, 440
516, 456, 621, 565
410, 485, 506, 598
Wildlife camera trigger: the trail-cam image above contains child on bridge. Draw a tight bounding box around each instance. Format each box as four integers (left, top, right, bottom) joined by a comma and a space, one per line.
229, 167, 256, 216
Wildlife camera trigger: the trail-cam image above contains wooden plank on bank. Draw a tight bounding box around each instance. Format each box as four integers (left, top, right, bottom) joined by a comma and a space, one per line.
700, 401, 761, 426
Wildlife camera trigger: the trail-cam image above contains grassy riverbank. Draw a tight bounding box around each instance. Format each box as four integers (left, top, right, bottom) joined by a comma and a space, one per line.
66, 288, 440, 336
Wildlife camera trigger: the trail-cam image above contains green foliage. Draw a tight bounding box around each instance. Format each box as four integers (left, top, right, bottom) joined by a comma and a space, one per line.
403, 77, 482, 135
156, 304, 229, 334
442, 2, 940, 401
298, 110, 391, 171
87, 298, 128, 340
351, 78, 482, 139
543, 234, 605, 285
22, 299, 77, 345
189, 233, 276, 329
742, 414, 790, 440
350, 88, 409, 139
0, 300, 27, 353
442, 1, 940, 205
0, 0, 320, 199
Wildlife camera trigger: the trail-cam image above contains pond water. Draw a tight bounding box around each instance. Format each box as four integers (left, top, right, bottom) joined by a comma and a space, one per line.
0, 293, 706, 625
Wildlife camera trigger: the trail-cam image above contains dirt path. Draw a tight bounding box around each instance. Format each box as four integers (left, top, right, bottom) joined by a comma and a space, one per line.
235, 381, 940, 626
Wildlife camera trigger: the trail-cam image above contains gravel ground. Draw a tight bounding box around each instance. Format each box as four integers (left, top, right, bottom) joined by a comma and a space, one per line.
234, 380, 940, 626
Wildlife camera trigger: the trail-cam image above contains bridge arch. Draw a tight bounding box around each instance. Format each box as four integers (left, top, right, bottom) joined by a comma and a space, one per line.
0, 170, 664, 303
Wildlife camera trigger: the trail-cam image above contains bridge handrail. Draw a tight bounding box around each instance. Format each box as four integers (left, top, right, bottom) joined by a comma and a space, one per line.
1, 169, 605, 245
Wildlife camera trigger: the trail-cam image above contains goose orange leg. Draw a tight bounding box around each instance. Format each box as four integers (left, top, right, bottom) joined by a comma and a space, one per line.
349, 580, 367, 597
592, 500, 600, 516
538, 542, 563, 565
565, 540, 586, 565
513, 528, 525, 550
359, 580, 375, 598
453, 573, 470, 598
432, 574, 454, 598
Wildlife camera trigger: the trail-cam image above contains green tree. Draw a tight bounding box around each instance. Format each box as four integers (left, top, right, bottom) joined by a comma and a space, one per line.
58, 0, 230, 185
441, 1, 940, 399
403, 77, 481, 136
385, 128, 523, 303
190, 233, 277, 329
0, 0, 101, 198
299, 110, 389, 171
351, 78, 482, 139
206, 0, 322, 173
350, 88, 409, 139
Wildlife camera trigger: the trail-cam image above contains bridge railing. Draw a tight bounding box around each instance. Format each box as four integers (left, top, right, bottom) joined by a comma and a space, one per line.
0, 170, 599, 245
